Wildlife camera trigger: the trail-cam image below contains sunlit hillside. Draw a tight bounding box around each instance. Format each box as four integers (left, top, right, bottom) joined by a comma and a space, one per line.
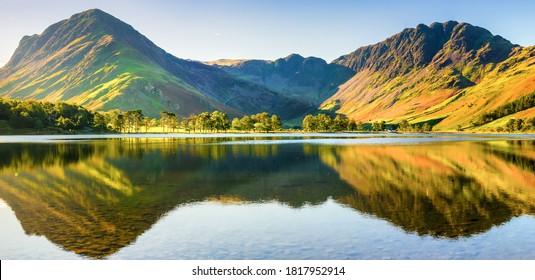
322, 22, 535, 130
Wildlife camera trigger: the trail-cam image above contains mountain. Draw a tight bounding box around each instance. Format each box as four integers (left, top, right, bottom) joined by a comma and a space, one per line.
0, 9, 311, 119
208, 54, 355, 112
2, 11, 535, 129
322, 21, 535, 130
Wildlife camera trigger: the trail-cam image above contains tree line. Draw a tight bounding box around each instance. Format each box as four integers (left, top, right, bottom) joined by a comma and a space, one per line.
474, 90, 535, 126
0, 99, 104, 132
302, 113, 433, 132
0, 98, 284, 134
496, 117, 535, 132
156, 111, 282, 133
302, 114, 360, 132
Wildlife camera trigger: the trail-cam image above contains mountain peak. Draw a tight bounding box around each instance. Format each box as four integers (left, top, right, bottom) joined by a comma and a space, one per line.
283, 53, 305, 61
332, 21, 515, 76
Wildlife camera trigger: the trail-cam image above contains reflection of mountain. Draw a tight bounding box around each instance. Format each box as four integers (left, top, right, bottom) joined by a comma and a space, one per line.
0, 139, 351, 258
0, 138, 534, 258
315, 141, 535, 238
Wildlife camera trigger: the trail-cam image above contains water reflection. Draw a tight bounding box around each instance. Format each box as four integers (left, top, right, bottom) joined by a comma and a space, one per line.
0, 138, 534, 259
317, 141, 535, 238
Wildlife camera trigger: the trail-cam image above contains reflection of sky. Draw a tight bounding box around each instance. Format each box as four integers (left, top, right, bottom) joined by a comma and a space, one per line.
1, 190, 535, 259
0, 203, 80, 259
109, 200, 535, 260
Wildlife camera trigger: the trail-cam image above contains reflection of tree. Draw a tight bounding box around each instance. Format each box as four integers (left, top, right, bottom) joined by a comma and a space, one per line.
315, 141, 535, 238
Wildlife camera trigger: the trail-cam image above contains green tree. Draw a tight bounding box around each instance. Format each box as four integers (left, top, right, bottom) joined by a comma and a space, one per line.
93, 113, 108, 132
143, 116, 151, 133
240, 115, 254, 131
132, 110, 144, 132
316, 114, 332, 132
514, 118, 524, 131
180, 117, 189, 132
252, 112, 272, 132
160, 111, 169, 133
302, 114, 317, 132
167, 112, 178, 132
422, 123, 432, 132
505, 119, 516, 132
150, 118, 159, 132
111, 113, 126, 133
187, 115, 197, 133
271, 115, 282, 131
211, 111, 230, 132
332, 115, 348, 131
196, 112, 212, 132
231, 117, 241, 131
398, 120, 409, 131
347, 120, 357, 131
356, 121, 364, 131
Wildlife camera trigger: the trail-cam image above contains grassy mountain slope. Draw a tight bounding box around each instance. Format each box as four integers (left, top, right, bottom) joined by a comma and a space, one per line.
0, 9, 310, 119
322, 21, 535, 130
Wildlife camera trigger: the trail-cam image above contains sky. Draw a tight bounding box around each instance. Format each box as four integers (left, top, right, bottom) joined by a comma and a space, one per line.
1, 0, 535, 67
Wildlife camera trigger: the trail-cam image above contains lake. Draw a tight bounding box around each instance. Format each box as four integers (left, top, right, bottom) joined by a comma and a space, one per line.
1, 133, 534, 259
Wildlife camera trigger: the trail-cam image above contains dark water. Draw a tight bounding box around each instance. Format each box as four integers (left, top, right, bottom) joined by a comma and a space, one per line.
0, 134, 534, 259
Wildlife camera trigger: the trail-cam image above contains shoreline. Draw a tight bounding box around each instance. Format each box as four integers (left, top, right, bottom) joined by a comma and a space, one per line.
1, 132, 534, 144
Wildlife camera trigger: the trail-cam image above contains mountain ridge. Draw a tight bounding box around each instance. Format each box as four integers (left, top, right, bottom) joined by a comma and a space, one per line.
0, 9, 311, 120
1, 9, 535, 130
208, 53, 355, 113
322, 20, 535, 130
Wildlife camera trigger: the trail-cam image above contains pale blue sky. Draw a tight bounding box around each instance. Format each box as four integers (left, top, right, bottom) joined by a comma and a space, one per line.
1, 0, 535, 67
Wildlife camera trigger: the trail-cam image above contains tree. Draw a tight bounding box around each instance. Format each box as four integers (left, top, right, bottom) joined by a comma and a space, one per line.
180, 117, 189, 132
150, 118, 159, 132
398, 120, 411, 132
316, 114, 332, 131
271, 115, 282, 131
505, 119, 516, 132
252, 112, 272, 132
111, 113, 126, 133
347, 120, 357, 131
187, 115, 197, 133
93, 113, 108, 132
422, 123, 432, 132
196, 112, 212, 132
231, 117, 241, 131
302, 114, 316, 132
356, 121, 364, 131
160, 111, 169, 133
143, 116, 151, 133
332, 115, 348, 131
132, 110, 144, 132
56, 116, 76, 130
211, 111, 230, 132
240, 115, 254, 131
167, 112, 178, 132
514, 118, 524, 131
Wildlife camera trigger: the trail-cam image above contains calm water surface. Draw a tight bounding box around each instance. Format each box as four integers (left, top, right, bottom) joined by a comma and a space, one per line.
0, 133, 534, 259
